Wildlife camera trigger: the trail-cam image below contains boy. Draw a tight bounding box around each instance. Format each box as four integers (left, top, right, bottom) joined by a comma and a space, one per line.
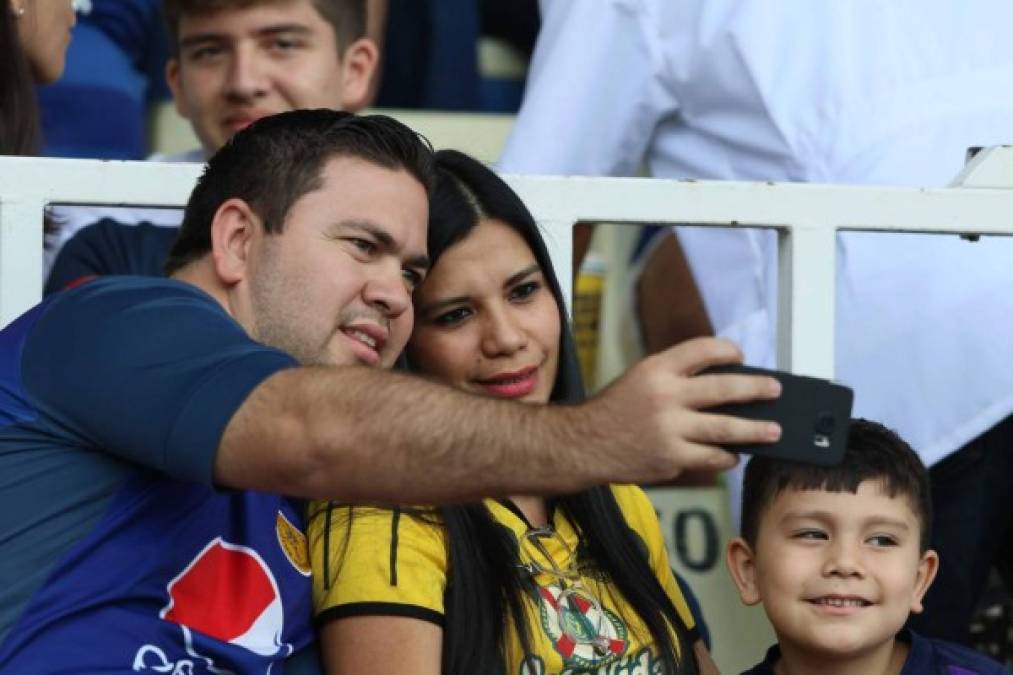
726, 418, 1008, 674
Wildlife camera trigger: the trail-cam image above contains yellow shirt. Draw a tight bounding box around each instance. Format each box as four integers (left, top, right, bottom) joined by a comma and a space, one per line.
309, 485, 696, 674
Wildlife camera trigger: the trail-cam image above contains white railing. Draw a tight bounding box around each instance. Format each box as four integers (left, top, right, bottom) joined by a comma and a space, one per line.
3, 147, 1013, 378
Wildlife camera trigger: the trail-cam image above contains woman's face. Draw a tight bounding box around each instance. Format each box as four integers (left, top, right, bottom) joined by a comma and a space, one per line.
15, 0, 76, 84
409, 218, 561, 404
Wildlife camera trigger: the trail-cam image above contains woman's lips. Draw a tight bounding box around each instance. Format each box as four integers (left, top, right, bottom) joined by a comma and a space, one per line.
476, 366, 538, 399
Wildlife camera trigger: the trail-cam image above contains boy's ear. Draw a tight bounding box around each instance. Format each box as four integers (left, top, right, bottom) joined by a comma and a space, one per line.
337, 37, 380, 111
210, 198, 259, 286
909, 549, 940, 614
726, 537, 762, 606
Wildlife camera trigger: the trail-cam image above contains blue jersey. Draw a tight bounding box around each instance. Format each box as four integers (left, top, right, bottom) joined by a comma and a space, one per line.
740, 630, 1010, 674
0, 277, 313, 673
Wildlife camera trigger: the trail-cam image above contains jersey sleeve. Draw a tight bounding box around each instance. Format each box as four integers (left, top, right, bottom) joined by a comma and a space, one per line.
21, 277, 297, 484
610, 484, 697, 635
309, 502, 448, 627
497, 0, 669, 176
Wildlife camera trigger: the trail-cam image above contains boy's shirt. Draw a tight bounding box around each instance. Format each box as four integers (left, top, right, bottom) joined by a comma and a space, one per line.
740, 629, 1010, 675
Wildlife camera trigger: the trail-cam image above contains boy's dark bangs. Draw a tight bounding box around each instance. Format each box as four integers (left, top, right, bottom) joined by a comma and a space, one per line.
772, 460, 910, 500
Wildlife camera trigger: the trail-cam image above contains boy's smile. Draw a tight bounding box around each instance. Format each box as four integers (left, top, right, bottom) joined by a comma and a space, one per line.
728, 480, 938, 664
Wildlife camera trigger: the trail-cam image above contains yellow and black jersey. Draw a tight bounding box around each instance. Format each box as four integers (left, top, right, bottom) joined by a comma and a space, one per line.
309, 485, 697, 674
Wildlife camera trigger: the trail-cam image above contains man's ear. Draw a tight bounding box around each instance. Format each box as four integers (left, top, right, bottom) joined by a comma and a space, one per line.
726, 537, 762, 606
909, 549, 940, 614
166, 58, 190, 119
337, 37, 380, 111
210, 198, 259, 286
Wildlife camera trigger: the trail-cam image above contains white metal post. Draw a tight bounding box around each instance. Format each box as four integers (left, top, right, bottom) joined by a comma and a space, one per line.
777, 223, 837, 377
0, 196, 45, 327
538, 218, 576, 315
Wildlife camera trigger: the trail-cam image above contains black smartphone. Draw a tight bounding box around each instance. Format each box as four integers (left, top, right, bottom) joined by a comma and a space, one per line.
703, 365, 854, 466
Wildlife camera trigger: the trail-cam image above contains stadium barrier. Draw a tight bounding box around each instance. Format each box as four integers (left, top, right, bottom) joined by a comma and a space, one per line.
3, 147, 1013, 671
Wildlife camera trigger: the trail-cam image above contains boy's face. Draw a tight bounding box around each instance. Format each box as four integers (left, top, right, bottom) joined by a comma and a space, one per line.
166, 0, 377, 154
727, 480, 938, 660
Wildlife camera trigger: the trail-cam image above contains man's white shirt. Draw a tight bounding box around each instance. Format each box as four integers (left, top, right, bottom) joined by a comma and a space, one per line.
500, 0, 1013, 469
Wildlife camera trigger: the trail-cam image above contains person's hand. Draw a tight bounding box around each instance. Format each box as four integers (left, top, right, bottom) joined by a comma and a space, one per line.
576, 337, 781, 485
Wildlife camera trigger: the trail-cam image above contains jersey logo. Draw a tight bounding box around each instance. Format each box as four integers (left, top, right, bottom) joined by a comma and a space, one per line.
152, 537, 292, 671
276, 511, 311, 576
535, 582, 628, 669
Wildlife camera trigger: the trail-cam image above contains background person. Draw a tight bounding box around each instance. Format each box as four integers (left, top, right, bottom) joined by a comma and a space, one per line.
45, 0, 380, 287
311, 149, 720, 674
1, 0, 76, 155
36, 0, 172, 161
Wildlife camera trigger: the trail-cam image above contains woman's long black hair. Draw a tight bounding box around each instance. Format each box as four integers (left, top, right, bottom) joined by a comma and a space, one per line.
419, 149, 698, 674
0, 4, 41, 155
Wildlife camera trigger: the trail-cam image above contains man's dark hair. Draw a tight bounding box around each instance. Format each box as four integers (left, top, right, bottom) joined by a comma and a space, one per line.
740, 418, 933, 551
163, 0, 366, 56
164, 109, 433, 275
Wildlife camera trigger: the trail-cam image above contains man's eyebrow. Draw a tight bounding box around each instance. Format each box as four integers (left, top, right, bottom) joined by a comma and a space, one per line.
340, 220, 430, 271
179, 24, 313, 49
179, 33, 228, 49
256, 24, 315, 39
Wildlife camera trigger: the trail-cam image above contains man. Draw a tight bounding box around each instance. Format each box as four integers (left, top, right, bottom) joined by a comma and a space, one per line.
45, 0, 379, 290
0, 110, 780, 672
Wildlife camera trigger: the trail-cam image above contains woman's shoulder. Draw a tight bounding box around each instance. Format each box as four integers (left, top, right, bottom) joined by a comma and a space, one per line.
307, 501, 447, 541
607, 484, 656, 520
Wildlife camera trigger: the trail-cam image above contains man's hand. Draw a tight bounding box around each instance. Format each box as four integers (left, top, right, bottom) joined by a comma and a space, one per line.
570, 337, 782, 485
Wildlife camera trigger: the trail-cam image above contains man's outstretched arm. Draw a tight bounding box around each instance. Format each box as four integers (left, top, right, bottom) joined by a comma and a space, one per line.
215, 337, 781, 503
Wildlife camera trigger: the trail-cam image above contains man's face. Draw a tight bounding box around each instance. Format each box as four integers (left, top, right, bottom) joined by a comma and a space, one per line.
166, 0, 375, 154
245, 156, 429, 368
727, 481, 937, 663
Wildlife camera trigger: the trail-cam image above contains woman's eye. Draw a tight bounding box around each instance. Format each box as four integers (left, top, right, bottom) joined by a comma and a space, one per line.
510, 281, 540, 301
433, 308, 471, 326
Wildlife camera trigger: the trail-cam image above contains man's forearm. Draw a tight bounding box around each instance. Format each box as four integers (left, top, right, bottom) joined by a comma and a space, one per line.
215, 338, 782, 504
215, 366, 607, 503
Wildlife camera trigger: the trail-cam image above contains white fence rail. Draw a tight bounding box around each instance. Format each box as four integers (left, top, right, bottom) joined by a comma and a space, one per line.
3, 148, 1013, 378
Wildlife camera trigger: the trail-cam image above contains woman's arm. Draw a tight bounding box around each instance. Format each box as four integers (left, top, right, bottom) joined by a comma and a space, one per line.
694, 639, 721, 675
309, 503, 449, 674
319, 616, 442, 674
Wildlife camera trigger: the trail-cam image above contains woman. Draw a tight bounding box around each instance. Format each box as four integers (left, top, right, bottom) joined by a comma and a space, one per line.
1, 0, 76, 154
309, 150, 718, 674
